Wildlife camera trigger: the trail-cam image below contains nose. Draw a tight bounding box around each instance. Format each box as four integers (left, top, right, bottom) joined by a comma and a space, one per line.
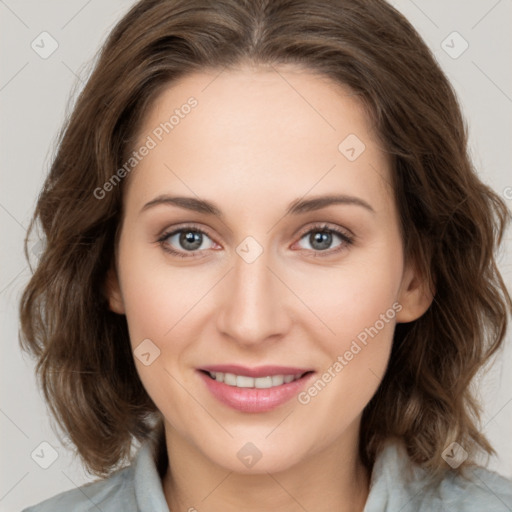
216, 246, 292, 347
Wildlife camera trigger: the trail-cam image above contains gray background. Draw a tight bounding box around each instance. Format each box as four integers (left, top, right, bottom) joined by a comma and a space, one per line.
1, 1, 511, 510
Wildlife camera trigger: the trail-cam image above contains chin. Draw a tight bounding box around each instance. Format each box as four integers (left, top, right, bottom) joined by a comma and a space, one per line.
200, 437, 308, 475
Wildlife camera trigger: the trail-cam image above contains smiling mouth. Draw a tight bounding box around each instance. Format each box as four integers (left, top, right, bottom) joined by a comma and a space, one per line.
200, 370, 314, 389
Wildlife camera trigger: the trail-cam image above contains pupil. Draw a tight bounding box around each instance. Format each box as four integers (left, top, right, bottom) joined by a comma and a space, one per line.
181, 231, 202, 250
312, 231, 331, 250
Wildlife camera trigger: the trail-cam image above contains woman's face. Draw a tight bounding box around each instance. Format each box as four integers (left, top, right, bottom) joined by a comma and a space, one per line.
107, 65, 431, 473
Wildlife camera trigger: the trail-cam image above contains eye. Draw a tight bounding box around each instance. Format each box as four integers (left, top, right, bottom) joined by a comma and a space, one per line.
157, 222, 355, 259
157, 224, 216, 258
294, 223, 354, 256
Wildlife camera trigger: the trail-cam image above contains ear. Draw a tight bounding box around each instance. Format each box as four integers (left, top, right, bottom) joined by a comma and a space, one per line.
104, 265, 125, 315
395, 259, 435, 323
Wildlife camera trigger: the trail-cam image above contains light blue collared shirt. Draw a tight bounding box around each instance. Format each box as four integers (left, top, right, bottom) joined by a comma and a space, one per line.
22, 437, 512, 511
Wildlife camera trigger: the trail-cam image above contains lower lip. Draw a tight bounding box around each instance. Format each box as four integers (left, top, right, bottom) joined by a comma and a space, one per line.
198, 371, 315, 413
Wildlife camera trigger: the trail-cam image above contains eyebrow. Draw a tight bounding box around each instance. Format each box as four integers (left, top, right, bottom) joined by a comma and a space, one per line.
140, 193, 375, 217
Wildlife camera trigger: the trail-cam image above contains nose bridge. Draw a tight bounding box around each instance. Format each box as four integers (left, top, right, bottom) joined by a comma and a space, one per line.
217, 239, 290, 344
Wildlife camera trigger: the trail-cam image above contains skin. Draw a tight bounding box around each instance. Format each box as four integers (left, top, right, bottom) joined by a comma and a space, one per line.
106, 63, 433, 512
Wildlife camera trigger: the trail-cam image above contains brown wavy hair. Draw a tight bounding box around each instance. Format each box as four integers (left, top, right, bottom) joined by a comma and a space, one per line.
19, 0, 511, 480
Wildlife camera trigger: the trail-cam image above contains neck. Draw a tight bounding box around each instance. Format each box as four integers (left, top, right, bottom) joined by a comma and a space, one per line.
162, 420, 370, 512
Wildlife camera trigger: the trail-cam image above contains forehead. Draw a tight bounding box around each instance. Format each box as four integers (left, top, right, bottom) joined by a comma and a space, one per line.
125, 65, 393, 215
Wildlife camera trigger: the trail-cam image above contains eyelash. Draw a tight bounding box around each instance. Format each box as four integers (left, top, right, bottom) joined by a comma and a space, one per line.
156, 222, 355, 259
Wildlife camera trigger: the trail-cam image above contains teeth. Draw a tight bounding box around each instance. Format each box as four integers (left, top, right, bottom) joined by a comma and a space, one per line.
224, 372, 237, 386
208, 371, 305, 388
271, 375, 284, 386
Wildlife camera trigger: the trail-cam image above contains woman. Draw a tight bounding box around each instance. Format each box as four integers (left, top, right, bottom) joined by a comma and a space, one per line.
19, 0, 512, 510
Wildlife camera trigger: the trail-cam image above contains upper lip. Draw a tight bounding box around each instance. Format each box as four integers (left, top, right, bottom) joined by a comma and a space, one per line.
199, 364, 314, 378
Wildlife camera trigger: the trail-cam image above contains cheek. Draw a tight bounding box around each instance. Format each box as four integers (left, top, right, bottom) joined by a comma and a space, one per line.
298, 241, 403, 350
295, 241, 402, 405
116, 231, 205, 346
116, 242, 204, 421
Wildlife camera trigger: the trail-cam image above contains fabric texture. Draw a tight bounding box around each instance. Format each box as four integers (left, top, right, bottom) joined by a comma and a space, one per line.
22, 436, 512, 511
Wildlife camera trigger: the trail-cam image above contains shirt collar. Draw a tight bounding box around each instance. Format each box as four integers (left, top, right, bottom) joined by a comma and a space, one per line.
130, 433, 429, 511
363, 438, 425, 511
133, 433, 170, 511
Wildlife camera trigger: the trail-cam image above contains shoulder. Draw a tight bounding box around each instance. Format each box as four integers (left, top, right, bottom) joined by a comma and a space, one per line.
365, 439, 512, 511
21, 465, 135, 512
434, 464, 512, 510
21, 435, 169, 512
